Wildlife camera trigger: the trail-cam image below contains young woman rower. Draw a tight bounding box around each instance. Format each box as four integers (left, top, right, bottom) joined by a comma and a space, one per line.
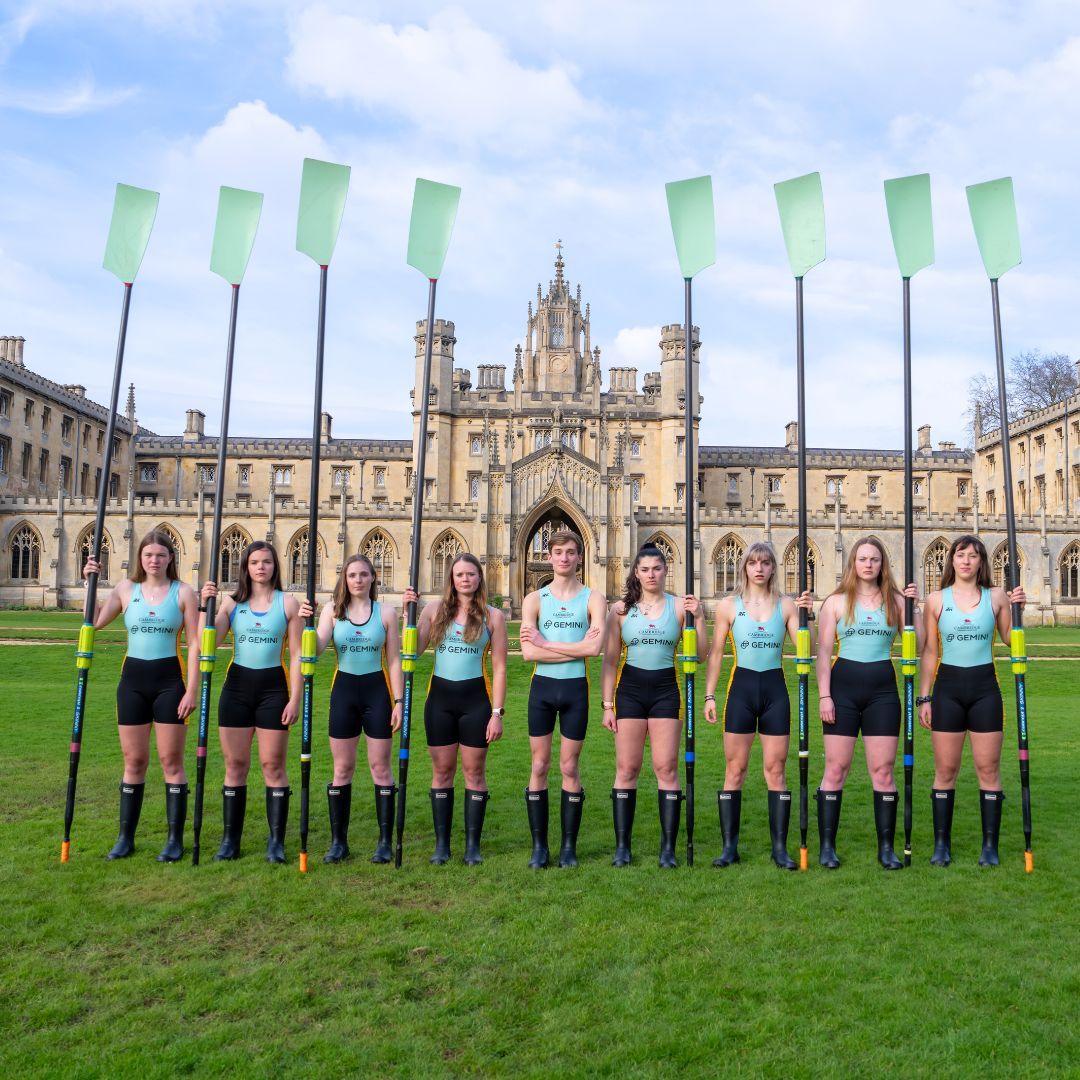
200, 541, 302, 863
703, 541, 813, 869
83, 530, 200, 861
600, 544, 707, 869
298, 554, 403, 864
918, 535, 1026, 867
403, 552, 508, 865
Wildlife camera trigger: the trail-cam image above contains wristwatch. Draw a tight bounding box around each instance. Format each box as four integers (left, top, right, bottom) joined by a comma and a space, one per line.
916, 695, 932, 706
602, 700, 615, 710
491, 707, 504, 717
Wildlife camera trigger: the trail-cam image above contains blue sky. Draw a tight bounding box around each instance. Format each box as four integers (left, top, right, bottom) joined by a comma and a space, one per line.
2, 1, 1079, 451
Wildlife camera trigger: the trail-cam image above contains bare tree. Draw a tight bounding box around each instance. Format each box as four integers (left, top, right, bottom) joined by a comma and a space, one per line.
967, 349, 1077, 444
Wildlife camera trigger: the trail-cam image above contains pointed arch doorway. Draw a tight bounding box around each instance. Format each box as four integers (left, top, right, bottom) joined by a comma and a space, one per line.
518, 500, 589, 598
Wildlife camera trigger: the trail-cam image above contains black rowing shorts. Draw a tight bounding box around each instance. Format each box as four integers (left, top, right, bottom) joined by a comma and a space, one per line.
724, 667, 790, 737
329, 669, 393, 740
117, 656, 186, 727
218, 664, 289, 731
827, 658, 899, 738
931, 663, 1003, 734
614, 664, 681, 721
424, 675, 491, 749
528, 675, 589, 740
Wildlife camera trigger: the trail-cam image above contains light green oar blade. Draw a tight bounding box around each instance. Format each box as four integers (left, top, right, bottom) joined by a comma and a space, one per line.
407, 178, 461, 280
296, 158, 351, 266
966, 177, 1021, 280
665, 175, 716, 279
211, 186, 264, 285
884, 173, 934, 278
102, 183, 159, 283
774, 172, 825, 278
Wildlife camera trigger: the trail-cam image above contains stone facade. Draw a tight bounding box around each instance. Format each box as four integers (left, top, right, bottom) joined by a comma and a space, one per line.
2, 254, 1078, 623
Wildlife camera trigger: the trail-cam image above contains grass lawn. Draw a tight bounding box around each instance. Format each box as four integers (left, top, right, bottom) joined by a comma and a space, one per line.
2, 615, 1078, 1076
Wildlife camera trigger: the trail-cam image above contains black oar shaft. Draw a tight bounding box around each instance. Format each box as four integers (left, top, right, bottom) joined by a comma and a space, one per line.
901, 277, 916, 867
192, 283, 240, 866
298, 265, 328, 873
794, 276, 811, 870
682, 279, 696, 867
990, 280, 1033, 871
395, 278, 438, 869
62, 283, 133, 862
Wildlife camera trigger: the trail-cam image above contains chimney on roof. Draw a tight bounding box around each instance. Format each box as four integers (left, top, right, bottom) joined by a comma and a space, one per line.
917, 423, 932, 454
320, 412, 332, 441
785, 421, 798, 451
184, 409, 205, 442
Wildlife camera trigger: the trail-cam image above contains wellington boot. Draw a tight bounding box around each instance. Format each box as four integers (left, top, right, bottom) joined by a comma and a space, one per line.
265, 786, 290, 864
611, 788, 636, 867
156, 783, 188, 863
463, 789, 490, 865
323, 783, 352, 864
874, 790, 904, 870
525, 788, 550, 869
712, 789, 741, 867
213, 785, 247, 861
658, 789, 682, 869
978, 790, 1004, 867
106, 781, 145, 860
371, 785, 395, 864
816, 789, 843, 869
429, 787, 454, 865
768, 789, 798, 870
558, 788, 584, 868
930, 788, 954, 867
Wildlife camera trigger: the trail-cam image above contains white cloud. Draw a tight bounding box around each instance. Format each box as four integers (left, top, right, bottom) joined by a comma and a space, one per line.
0, 77, 137, 115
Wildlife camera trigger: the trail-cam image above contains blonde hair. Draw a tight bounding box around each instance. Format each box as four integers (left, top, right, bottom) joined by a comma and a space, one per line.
734, 542, 780, 603
835, 536, 900, 628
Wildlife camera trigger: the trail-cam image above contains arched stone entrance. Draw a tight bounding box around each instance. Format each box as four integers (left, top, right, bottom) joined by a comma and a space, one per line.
518, 501, 589, 598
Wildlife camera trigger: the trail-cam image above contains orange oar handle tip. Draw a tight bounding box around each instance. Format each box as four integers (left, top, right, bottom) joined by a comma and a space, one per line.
1025, 851, 1033, 873
61, 841, 70, 863
799, 848, 808, 872
299, 852, 308, 874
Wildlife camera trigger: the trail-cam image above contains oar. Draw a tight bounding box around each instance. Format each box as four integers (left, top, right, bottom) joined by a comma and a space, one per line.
395, 177, 461, 869
296, 158, 351, 873
664, 175, 716, 868
191, 186, 263, 867
966, 177, 1033, 873
884, 173, 934, 867
774, 171, 825, 871
61, 183, 159, 863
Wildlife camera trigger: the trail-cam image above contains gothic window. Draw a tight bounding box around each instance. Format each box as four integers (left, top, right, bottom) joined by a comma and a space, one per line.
630, 439, 641, 458
332, 468, 350, 488
470, 435, 482, 456
24, 398, 34, 425
139, 463, 158, 483
531, 522, 553, 558
677, 437, 686, 457
60, 456, 71, 492
155, 524, 183, 578
675, 484, 685, 505
431, 532, 464, 591
374, 467, 386, 488
767, 475, 782, 495
362, 530, 395, 591
469, 475, 480, 501
424, 478, 434, 499
922, 537, 949, 596
713, 534, 745, 595
238, 464, 251, 486
912, 479, 923, 496
991, 542, 1022, 590
550, 313, 565, 347
0, 389, 11, 417
96, 430, 104, 453
61, 414, 73, 441
219, 526, 250, 588
198, 464, 216, 485
426, 432, 435, 452
727, 473, 739, 495
644, 534, 675, 571
1060, 542, 1080, 600
783, 539, 817, 596
560, 431, 577, 450
77, 526, 110, 583
273, 466, 292, 486
287, 528, 322, 589
631, 478, 641, 501
958, 479, 968, 497
868, 477, 879, 496
38, 449, 49, 485
11, 524, 41, 580
109, 473, 120, 498
41, 405, 51, 433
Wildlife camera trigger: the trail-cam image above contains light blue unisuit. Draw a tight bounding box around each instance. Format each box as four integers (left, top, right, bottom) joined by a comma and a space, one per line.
836, 602, 896, 662
621, 593, 679, 671
433, 620, 490, 681
333, 603, 387, 677
124, 580, 183, 661
230, 591, 288, 670
535, 586, 592, 679
729, 597, 785, 672
938, 587, 996, 667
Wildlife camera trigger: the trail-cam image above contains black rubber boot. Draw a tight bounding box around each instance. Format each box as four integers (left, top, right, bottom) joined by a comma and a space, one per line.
265, 786, 290, 864
371, 784, 395, 864
874, 790, 904, 870
816, 788, 843, 869
429, 787, 454, 865
768, 789, 798, 870
978, 789, 1004, 867
214, 785, 247, 861
323, 783, 352, 864
525, 788, 549, 869
712, 789, 741, 867
658, 789, 682, 869
611, 788, 636, 867
463, 789, 490, 866
106, 781, 145, 860
558, 788, 584, 868
156, 783, 188, 863
930, 788, 954, 867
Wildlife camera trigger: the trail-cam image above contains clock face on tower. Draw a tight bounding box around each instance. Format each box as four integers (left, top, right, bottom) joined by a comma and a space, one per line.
550, 355, 568, 374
